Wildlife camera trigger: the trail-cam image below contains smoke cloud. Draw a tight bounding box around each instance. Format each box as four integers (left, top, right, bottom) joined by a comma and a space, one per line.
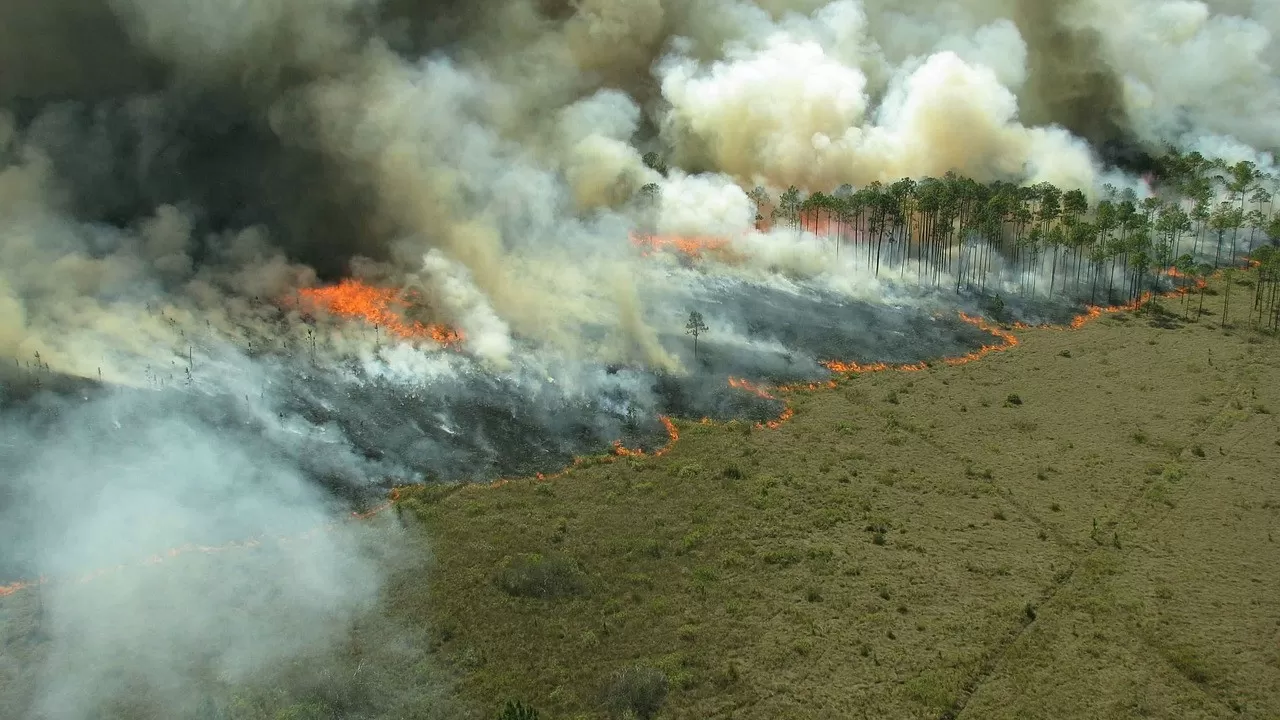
2, 0, 1278, 716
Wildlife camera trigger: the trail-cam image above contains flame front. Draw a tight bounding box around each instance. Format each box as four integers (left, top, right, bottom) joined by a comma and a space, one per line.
298, 279, 463, 346
728, 376, 776, 400
3, 269, 1219, 599
630, 232, 737, 261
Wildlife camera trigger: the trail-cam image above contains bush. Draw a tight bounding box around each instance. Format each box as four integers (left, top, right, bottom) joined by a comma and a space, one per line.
497, 700, 540, 720
497, 553, 588, 599
1005, 393, 1023, 406
602, 666, 669, 720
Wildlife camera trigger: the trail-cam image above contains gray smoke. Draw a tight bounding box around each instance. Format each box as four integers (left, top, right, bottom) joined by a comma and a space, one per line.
0, 351, 399, 718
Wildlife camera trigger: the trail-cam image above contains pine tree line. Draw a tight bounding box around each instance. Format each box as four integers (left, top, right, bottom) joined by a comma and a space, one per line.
739, 152, 1280, 307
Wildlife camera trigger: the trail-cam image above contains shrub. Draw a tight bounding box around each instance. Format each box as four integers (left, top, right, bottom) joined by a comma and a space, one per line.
1058, 349, 1072, 358
497, 553, 588, 599
602, 666, 669, 720
498, 700, 540, 720
1005, 393, 1023, 406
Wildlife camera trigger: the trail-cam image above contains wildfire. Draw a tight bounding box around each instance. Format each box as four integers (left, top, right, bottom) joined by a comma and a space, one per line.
7, 271, 1225, 600
630, 232, 737, 261
297, 279, 463, 346
756, 406, 796, 430
776, 379, 839, 392
728, 376, 776, 400
492, 415, 682, 489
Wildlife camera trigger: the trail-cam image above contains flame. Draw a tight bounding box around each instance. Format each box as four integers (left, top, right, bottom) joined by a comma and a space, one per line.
757, 406, 796, 430
630, 232, 739, 261
297, 279, 463, 346
728, 376, 776, 400
492, 415, 681, 489
1165, 266, 1207, 291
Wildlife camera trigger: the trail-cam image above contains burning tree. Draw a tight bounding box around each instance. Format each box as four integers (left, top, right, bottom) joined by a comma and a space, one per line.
685, 311, 708, 361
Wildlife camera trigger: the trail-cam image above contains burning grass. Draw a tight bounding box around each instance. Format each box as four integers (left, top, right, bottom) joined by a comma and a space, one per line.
629, 232, 739, 262
298, 278, 463, 346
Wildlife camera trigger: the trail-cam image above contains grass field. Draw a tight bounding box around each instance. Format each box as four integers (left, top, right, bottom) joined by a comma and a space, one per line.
3, 282, 1278, 720
404, 283, 1280, 719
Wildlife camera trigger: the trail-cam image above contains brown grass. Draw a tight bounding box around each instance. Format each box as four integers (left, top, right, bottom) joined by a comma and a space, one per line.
409, 287, 1280, 719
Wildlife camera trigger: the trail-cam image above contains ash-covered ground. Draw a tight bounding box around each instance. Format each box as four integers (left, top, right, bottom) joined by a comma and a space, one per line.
278, 276, 1001, 483
3, 271, 1002, 494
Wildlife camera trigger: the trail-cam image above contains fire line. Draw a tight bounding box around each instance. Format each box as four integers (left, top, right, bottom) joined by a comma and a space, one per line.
0, 276, 1198, 599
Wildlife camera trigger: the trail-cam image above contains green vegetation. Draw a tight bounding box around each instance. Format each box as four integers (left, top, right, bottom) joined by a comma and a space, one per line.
745, 153, 1280, 311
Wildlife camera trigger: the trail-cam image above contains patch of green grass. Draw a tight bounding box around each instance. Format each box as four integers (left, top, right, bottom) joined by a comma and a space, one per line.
497, 552, 589, 600
601, 666, 669, 719
903, 671, 954, 713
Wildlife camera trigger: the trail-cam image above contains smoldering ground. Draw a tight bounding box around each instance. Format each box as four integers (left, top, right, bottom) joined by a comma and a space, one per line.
2, 0, 1279, 717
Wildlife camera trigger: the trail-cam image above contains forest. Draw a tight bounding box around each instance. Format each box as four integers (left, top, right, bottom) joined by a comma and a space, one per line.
642, 150, 1280, 327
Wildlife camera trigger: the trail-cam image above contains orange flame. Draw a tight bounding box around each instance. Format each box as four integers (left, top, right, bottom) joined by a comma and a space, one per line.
492, 415, 680, 489
630, 232, 738, 261
728, 376, 776, 400
757, 406, 796, 430
298, 279, 463, 346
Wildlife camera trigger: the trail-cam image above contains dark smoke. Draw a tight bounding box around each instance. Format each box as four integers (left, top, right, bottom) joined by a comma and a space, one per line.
1014, 0, 1129, 149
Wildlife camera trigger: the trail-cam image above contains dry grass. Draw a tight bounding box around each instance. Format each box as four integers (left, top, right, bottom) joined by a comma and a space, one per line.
409, 287, 1280, 719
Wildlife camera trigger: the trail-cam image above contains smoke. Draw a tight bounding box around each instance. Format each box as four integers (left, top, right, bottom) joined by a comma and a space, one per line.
2, 0, 1279, 716
0, 355, 395, 718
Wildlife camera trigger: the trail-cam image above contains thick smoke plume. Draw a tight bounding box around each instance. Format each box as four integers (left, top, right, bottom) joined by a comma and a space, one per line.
1, 0, 1278, 717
